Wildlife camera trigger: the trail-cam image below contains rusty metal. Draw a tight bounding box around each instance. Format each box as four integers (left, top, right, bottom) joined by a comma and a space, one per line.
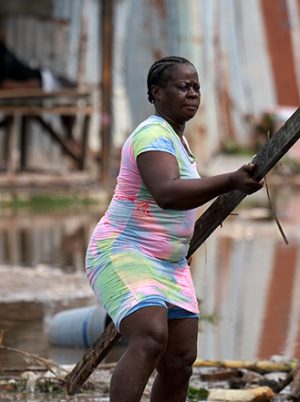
261, 0, 300, 106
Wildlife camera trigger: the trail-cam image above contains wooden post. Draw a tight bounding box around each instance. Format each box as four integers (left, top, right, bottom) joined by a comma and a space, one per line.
79, 115, 90, 170
7, 114, 20, 175
1, 115, 13, 169
66, 107, 300, 395
100, 0, 114, 188
20, 116, 28, 171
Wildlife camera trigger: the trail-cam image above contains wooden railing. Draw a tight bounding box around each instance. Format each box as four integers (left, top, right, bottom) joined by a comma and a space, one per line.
0, 88, 97, 174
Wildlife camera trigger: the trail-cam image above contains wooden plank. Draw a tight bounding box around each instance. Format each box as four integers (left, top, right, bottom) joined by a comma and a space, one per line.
0, 106, 96, 115
66, 106, 300, 396
33, 116, 81, 163
66, 321, 121, 395
187, 106, 300, 258
0, 88, 91, 100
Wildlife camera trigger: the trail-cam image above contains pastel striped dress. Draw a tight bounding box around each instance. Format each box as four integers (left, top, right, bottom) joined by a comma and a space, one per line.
86, 115, 200, 330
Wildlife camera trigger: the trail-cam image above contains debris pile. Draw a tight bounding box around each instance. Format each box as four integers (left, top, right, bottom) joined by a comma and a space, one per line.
188, 358, 300, 401
1, 354, 300, 401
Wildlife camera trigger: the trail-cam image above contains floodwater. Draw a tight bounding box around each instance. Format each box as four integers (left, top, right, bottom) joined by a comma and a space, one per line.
0, 183, 300, 399
193, 185, 300, 361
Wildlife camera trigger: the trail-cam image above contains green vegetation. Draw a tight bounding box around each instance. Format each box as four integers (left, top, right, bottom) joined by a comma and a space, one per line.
278, 156, 300, 174
200, 312, 219, 325
188, 385, 209, 401
221, 140, 300, 174
221, 139, 254, 157
0, 192, 100, 213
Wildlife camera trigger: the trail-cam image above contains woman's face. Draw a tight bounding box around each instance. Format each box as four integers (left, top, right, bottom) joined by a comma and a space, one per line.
152, 63, 201, 124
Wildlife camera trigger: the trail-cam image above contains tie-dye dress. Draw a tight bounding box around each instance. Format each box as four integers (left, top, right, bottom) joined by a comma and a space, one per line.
86, 115, 200, 330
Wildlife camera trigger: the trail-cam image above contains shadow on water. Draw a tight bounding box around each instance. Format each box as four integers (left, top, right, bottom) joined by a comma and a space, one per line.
0, 184, 300, 373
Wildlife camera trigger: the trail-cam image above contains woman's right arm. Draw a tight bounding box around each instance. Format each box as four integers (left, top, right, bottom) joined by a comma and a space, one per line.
137, 151, 263, 210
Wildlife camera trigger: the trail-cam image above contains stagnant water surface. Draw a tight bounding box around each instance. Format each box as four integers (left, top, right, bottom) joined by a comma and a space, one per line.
1, 185, 300, 374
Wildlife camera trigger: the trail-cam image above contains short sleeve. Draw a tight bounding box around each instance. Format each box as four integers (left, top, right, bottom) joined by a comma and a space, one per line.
132, 124, 176, 159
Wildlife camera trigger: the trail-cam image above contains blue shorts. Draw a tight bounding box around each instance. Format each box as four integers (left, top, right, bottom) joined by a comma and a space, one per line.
123, 297, 199, 323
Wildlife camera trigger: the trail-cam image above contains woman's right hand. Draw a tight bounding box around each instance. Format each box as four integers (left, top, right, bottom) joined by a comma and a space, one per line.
229, 163, 263, 194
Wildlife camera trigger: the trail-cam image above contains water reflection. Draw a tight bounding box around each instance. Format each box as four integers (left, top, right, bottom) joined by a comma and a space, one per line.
0, 205, 102, 369
0, 207, 101, 271
194, 186, 300, 361
0, 186, 300, 370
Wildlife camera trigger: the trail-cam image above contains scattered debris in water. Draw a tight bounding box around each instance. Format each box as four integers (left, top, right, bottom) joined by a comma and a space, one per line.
0, 343, 299, 402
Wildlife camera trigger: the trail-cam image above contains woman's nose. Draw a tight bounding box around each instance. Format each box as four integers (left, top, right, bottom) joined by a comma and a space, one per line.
188, 89, 200, 98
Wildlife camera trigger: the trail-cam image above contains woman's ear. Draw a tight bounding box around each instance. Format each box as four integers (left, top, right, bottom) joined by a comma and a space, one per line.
151, 85, 160, 103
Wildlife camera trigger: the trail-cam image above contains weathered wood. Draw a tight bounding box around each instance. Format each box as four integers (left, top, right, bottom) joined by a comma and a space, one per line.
288, 361, 300, 400
0, 105, 95, 115
66, 107, 300, 395
20, 116, 28, 170
33, 116, 82, 163
79, 115, 90, 170
193, 358, 297, 372
207, 386, 275, 401
0, 88, 95, 173
187, 106, 300, 258
0, 88, 91, 100
66, 321, 121, 395
100, 0, 114, 188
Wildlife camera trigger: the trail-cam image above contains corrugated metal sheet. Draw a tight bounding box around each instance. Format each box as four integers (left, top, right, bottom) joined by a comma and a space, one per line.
3, 0, 100, 85
113, 0, 300, 163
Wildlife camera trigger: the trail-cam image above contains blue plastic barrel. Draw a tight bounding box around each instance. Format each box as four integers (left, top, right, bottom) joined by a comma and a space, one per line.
48, 305, 108, 348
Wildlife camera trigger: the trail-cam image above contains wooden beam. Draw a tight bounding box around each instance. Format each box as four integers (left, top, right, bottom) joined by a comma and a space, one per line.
187, 106, 300, 258
66, 107, 300, 396
78, 115, 91, 170
33, 116, 81, 163
0, 105, 95, 115
66, 320, 121, 395
100, 0, 114, 188
0, 88, 91, 100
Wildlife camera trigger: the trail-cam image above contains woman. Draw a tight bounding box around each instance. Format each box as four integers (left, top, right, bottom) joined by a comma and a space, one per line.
86, 56, 262, 402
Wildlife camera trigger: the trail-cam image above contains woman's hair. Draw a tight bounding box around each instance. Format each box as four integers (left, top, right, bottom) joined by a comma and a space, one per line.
147, 56, 193, 103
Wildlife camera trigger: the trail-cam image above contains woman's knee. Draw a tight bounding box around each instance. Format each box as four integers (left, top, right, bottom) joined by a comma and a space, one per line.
131, 326, 168, 360
157, 347, 197, 380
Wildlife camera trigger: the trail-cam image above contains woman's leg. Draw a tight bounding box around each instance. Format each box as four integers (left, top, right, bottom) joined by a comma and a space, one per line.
110, 306, 168, 402
150, 317, 198, 402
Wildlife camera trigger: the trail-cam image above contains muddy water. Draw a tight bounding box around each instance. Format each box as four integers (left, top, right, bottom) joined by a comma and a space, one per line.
0, 186, 300, 373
